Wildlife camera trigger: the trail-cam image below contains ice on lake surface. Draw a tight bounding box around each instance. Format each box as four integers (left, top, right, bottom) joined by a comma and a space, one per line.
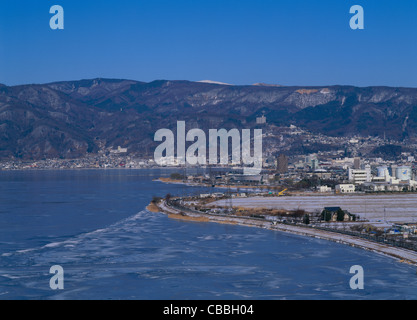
1, 170, 417, 300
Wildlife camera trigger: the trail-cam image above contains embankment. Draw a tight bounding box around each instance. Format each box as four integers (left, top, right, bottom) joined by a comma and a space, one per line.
150, 200, 417, 266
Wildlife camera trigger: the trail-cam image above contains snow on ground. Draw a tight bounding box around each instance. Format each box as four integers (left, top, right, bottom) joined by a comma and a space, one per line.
214, 194, 417, 225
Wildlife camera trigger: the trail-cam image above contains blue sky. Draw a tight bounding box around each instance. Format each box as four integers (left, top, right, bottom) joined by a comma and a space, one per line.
0, 0, 416, 87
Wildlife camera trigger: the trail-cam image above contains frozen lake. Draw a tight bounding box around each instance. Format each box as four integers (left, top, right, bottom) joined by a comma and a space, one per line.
1, 171, 417, 300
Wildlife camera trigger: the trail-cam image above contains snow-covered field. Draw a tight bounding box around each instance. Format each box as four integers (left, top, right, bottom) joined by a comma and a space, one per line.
215, 194, 417, 225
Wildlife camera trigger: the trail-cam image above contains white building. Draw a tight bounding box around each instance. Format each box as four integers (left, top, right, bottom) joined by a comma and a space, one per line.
110, 146, 128, 154
319, 186, 332, 193
364, 164, 417, 191
396, 166, 412, 181
336, 184, 355, 194
256, 115, 267, 124
348, 165, 371, 184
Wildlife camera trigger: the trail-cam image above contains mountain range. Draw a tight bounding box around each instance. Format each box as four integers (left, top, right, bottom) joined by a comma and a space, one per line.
1, 78, 417, 160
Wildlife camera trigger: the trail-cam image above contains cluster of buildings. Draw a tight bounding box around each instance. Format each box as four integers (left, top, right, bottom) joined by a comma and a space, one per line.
268, 152, 417, 194
165, 150, 417, 195
0, 148, 155, 170
2, 114, 417, 197
346, 163, 417, 192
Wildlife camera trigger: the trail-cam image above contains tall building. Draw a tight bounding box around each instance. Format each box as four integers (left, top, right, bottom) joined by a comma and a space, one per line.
391, 165, 397, 179
306, 154, 319, 171
311, 158, 319, 171
353, 157, 361, 169
277, 154, 288, 174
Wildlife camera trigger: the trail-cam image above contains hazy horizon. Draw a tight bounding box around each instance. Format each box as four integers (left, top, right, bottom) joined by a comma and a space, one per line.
2, 77, 417, 90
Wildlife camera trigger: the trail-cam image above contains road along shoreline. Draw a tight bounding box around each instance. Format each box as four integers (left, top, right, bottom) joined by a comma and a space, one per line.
150, 200, 417, 266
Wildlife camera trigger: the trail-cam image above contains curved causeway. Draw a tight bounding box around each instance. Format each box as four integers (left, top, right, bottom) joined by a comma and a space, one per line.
152, 200, 417, 266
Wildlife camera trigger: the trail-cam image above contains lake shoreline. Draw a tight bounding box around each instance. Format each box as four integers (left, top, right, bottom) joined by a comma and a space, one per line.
150, 199, 417, 266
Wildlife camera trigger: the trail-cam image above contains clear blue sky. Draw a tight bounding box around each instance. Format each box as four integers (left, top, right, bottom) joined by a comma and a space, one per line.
0, 0, 416, 87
